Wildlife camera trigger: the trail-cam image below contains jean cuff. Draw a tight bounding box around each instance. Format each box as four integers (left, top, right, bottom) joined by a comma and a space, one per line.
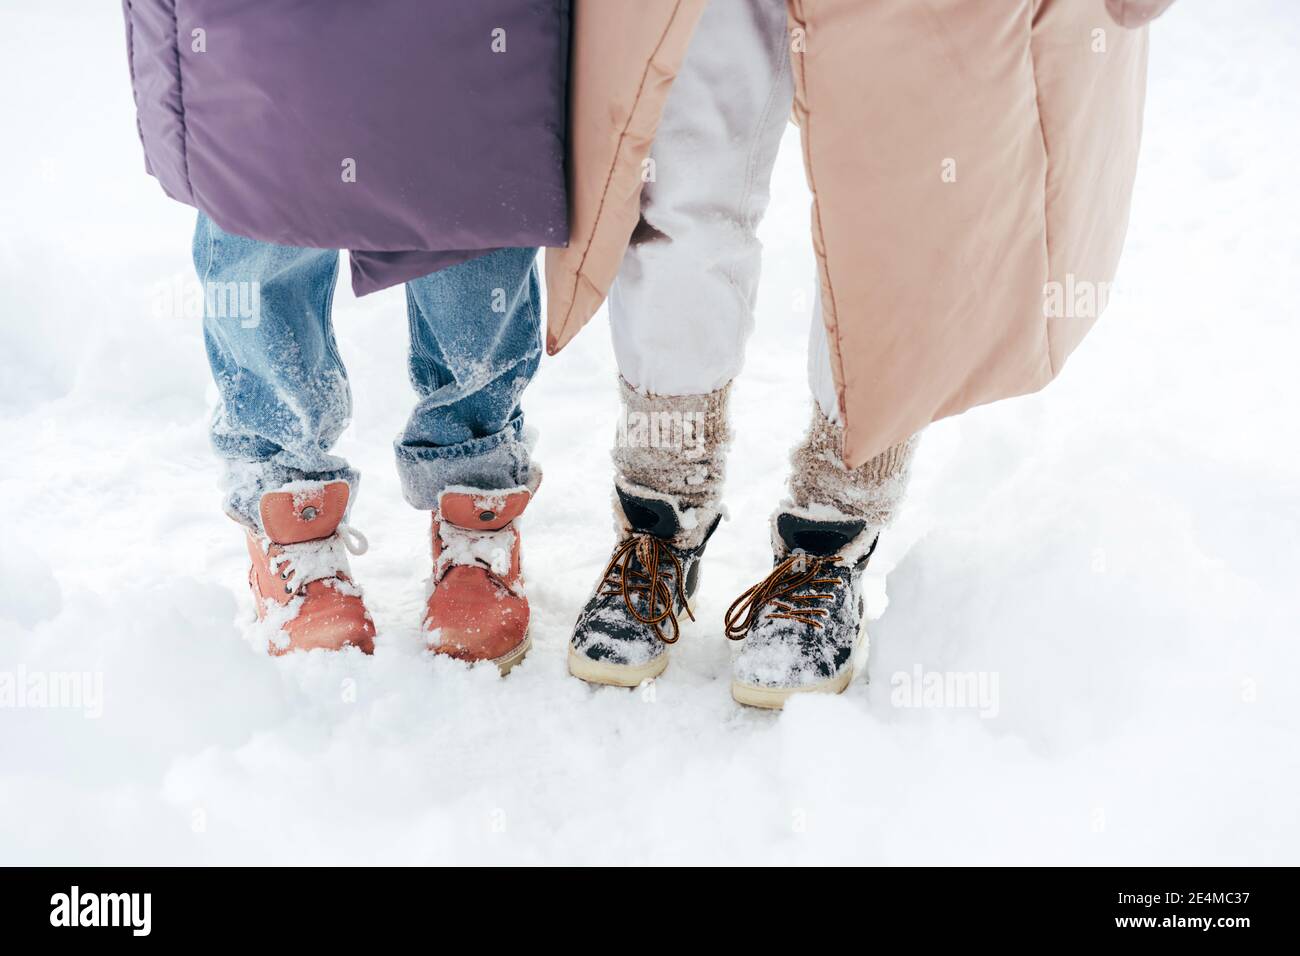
394, 421, 532, 510
221, 459, 360, 531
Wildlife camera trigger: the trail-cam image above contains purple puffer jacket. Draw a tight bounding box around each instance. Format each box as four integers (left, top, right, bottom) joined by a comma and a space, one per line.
123, 0, 569, 294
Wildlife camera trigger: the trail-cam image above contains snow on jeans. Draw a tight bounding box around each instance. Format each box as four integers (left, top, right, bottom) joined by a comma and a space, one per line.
193, 213, 541, 527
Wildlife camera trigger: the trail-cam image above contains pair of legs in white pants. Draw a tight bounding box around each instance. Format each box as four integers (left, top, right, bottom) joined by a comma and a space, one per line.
609, 0, 838, 424
579, 0, 913, 701
609, 0, 916, 532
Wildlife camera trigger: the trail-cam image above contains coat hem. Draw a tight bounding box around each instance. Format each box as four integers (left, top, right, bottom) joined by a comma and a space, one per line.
1028, 0, 1059, 383
788, 0, 855, 462
548, 0, 693, 355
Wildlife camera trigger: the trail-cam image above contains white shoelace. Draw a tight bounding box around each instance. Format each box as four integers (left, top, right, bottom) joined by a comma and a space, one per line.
337, 522, 369, 556
435, 521, 515, 581
267, 522, 368, 595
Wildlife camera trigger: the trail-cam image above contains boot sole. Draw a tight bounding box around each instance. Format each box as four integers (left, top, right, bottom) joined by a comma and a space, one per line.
731, 665, 855, 709
429, 634, 531, 675
567, 646, 669, 687
492, 635, 532, 675
731, 628, 867, 710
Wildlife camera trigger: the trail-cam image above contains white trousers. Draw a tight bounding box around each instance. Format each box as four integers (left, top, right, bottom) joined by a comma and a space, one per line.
608, 0, 840, 423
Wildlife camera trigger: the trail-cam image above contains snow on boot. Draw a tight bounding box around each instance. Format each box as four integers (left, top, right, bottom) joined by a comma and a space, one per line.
568, 481, 721, 687
724, 509, 878, 709
246, 480, 374, 655
424, 481, 536, 674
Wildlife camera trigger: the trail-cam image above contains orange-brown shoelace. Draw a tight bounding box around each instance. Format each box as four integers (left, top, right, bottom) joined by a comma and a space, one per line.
598, 534, 695, 644
724, 553, 841, 641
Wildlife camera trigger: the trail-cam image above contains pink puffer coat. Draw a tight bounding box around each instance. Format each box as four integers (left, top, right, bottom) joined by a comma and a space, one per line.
546, 0, 1175, 466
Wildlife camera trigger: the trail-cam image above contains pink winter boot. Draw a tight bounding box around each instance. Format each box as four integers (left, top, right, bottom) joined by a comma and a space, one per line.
245, 480, 375, 655
423, 482, 536, 673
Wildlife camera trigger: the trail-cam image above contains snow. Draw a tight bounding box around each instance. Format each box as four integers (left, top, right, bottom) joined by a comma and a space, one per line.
266, 534, 359, 592
1, 2, 1298, 864
434, 522, 516, 582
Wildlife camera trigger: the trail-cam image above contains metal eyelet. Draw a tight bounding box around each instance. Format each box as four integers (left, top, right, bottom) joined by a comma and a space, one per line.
479, 510, 496, 522
300, 506, 318, 521
284, 584, 294, 594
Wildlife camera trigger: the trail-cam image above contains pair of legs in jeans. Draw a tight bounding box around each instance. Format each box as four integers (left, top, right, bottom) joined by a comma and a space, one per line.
195, 213, 540, 522
197, 212, 542, 664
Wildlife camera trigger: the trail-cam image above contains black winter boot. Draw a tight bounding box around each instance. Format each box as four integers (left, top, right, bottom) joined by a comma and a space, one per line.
725, 509, 878, 709
568, 482, 721, 686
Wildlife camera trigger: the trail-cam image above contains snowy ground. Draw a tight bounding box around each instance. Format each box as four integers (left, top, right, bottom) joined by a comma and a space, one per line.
2, 3, 1298, 865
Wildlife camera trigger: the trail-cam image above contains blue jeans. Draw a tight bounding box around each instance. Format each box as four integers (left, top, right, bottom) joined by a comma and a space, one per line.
193, 213, 541, 526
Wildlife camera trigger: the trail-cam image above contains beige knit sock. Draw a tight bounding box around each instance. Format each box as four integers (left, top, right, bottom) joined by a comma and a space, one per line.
787, 405, 918, 529
612, 377, 732, 512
